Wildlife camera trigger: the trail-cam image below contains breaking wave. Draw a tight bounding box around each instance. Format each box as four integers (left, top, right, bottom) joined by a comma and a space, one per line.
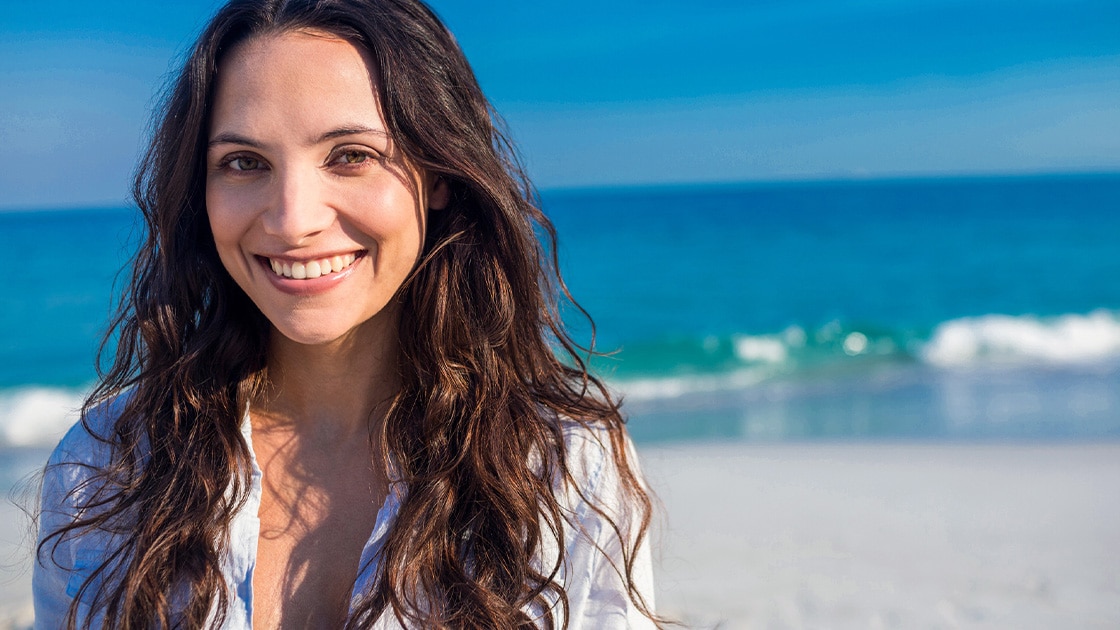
922, 310, 1120, 367
0, 386, 86, 448
613, 310, 1120, 401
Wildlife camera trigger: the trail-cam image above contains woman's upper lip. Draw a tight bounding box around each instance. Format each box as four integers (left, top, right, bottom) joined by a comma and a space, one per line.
257, 249, 366, 263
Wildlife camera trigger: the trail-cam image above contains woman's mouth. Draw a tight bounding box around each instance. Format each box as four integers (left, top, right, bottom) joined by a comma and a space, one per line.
262, 252, 363, 279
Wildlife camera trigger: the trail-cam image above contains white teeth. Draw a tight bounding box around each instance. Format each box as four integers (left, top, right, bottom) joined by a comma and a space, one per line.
269, 253, 359, 279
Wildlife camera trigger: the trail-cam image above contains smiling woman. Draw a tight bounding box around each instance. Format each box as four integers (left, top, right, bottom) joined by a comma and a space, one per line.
31, 1, 658, 628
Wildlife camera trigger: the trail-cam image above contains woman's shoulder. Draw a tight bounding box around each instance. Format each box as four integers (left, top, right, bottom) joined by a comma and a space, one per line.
555, 417, 616, 486
47, 392, 128, 470
41, 392, 134, 514
550, 415, 644, 522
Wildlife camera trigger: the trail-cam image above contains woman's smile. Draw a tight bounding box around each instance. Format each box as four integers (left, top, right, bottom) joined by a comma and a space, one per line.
256, 251, 367, 296
263, 251, 361, 280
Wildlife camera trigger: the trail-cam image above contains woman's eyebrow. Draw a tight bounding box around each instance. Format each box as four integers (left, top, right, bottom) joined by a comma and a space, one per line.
317, 125, 388, 142
208, 132, 261, 148
207, 126, 388, 148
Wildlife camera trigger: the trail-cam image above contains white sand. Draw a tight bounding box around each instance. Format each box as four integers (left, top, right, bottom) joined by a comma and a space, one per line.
1, 479, 36, 630
3, 442, 1119, 629
642, 441, 1120, 629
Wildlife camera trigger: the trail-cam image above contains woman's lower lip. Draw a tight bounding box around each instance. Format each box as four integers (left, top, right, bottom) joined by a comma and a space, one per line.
261, 257, 360, 295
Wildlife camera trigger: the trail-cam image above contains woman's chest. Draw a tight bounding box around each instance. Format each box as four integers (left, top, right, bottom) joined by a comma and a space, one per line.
248, 437, 387, 627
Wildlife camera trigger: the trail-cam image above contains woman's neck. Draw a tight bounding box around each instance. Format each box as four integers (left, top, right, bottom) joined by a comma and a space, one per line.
253, 317, 400, 445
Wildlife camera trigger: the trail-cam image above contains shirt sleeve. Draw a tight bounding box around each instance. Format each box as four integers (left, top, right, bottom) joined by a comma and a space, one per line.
558, 423, 657, 629
32, 441, 78, 627
33, 399, 123, 629
33, 422, 89, 628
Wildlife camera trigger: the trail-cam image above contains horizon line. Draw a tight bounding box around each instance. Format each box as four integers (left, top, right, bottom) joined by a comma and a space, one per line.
3, 168, 1119, 212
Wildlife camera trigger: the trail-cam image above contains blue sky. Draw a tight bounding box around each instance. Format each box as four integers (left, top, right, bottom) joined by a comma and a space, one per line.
1, 0, 1117, 209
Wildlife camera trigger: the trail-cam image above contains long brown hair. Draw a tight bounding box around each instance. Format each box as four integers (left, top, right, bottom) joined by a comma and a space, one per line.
39, 0, 657, 627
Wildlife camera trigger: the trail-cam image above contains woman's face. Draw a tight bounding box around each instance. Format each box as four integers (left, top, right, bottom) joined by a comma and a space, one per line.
205, 30, 447, 348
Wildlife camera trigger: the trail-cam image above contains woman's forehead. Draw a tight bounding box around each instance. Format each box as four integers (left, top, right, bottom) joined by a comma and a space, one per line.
210, 30, 387, 143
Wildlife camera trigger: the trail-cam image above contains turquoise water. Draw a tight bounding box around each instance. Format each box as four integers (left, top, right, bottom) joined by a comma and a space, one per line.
2, 174, 1119, 448
549, 175, 1120, 371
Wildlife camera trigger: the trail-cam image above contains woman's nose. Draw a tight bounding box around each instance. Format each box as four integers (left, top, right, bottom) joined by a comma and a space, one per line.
262, 166, 334, 244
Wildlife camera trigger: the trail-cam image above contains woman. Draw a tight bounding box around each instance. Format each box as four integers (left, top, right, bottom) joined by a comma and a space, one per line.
34, 0, 658, 628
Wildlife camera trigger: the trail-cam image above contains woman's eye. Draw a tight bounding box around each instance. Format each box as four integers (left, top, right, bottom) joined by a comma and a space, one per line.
229, 156, 261, 171
337, 150, 372, 165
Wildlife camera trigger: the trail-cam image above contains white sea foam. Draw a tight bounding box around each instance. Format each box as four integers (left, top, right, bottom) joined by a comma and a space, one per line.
731, 326, 807, 365
613, 368, 774, 402
922, 310, 1120, 367
0, 387, 86, 447
733, 335, 788, 364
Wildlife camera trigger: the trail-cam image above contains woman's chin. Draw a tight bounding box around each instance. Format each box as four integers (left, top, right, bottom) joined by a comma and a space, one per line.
267, 312, 393, 351
271, 325, 355, 348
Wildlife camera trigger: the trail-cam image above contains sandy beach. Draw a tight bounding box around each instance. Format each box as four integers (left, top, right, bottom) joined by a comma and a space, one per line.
1, 449, 40, 630
2, 441, 1119, 629
643, 441, 1120, 629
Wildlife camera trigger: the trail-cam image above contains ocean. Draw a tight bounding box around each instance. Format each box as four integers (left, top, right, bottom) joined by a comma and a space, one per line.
2, 174, 1119, 460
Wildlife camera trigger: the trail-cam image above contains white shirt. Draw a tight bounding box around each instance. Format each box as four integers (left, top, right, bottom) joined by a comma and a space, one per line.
34, 397, 656, 628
